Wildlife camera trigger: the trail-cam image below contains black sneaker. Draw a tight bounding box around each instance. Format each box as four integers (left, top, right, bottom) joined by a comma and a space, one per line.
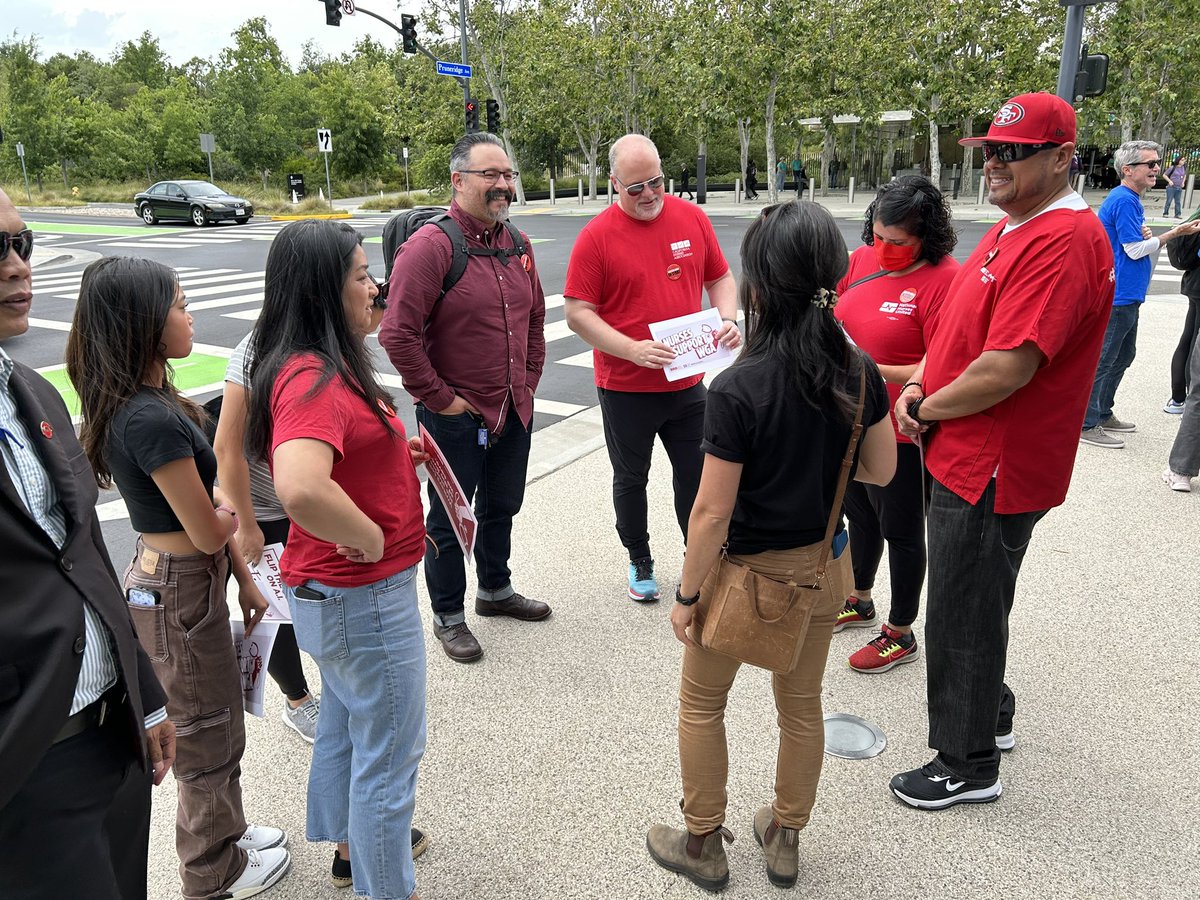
889, 759, 1002, 810
996, 689, 1015, 752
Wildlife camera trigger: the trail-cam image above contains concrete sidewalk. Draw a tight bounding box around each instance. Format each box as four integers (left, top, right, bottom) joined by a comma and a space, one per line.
140, 285, 1196, 899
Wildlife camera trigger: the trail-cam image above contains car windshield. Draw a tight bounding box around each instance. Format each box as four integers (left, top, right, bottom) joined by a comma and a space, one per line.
183, 182, 227, 197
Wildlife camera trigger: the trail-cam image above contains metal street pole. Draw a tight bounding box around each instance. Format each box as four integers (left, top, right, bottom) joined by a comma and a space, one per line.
16, 144, 32, 203
1056, 1, 1102, 102
459, 0, 470, 111
324, 153, 333, 206
206, 152, 214, 181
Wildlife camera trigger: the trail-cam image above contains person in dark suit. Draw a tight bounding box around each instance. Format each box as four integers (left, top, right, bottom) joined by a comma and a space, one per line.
0, 187, 175, 900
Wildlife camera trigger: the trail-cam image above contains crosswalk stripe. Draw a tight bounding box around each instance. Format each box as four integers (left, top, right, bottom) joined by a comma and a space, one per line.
102, 240, 205, 248
557, 350, 595, 368
189, 293, 264, 312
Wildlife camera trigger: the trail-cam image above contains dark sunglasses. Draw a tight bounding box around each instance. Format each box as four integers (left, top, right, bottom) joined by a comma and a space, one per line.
0, 229, 34, 263
371, 275, 389, 310
980, 142, 1062, 163
1126, 158, 1162, 169
613, 174, 665, 196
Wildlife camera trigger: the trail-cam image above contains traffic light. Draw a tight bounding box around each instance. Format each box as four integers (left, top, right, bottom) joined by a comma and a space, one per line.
465, 99, 478, 133
400, 14, 418, 54
324, 0, 342, 27
486, 99, 500, 133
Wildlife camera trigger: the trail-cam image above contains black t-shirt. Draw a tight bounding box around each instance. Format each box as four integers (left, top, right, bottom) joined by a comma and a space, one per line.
107, 388, 217, 534
701, 352, 889, 554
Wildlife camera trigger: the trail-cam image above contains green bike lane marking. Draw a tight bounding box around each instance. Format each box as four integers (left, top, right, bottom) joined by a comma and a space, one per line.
28, 220, 178, 237
37, 353, 230, 416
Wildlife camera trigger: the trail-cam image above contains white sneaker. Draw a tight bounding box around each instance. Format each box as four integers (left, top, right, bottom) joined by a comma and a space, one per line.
1162, 469, 1193, 493
237, 824, 288, 851
282, 696, 319, 744
220, 847, 290, 899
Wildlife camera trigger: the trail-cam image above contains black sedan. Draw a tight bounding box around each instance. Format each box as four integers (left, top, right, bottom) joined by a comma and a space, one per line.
134, 181, 254, 227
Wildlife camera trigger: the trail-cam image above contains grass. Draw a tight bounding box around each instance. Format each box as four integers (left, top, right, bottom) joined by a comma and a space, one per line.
255, 196, 338, 215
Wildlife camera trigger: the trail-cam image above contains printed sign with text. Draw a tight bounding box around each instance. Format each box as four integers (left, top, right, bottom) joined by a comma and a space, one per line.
248, 543, 292, 623
648, 307, 734, 382
418, 423, 478, 559
231, 619, 279, 717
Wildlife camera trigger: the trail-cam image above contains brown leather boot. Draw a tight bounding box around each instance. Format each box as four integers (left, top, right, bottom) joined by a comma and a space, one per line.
752, 806, 799, 887
645, 823, 734, 892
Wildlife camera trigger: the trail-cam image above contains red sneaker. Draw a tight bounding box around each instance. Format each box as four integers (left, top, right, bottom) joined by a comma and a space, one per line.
833, 597, 876, 633
849, 625, 919, 673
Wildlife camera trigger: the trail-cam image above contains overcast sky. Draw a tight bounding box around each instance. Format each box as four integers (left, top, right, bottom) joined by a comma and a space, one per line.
7, 1, 434, 68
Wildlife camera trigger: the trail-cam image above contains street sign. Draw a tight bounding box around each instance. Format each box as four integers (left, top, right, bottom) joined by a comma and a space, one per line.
341, 0, 355, 14
317, 128, 333, 153
15, 142, 24, 159
402, 147, 409, 159
436, 60, 472, 79
199, 133, 216, 153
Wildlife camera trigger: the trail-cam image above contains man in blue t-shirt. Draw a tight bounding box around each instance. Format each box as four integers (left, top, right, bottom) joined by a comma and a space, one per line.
1081, 140, 1200, 448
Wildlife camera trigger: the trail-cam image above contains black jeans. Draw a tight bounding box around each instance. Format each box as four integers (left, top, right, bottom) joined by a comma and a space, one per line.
0, 697, 151, 899
925, 479, 1046, 783
416, 404, 531, 624
1170, 294, 1198, 404
841, 442, 928, 627
597, 383, 706, 561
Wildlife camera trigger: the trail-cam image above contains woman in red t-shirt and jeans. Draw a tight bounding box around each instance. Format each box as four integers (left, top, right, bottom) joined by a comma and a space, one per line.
246, 220, 429, 900
833, 175, 960, 673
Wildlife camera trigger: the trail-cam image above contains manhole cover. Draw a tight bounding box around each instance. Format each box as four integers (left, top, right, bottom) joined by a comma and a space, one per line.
824, 713, 886, 759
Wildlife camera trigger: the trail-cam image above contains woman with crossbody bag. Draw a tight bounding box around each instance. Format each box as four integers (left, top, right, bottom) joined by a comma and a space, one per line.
645, 201, 896, 891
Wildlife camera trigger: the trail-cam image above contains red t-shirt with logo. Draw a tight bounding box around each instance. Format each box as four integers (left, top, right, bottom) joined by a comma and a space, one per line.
922, 197, 1115, 513
564, 195, 730, 392
835, 246, 960, 443
270, 354, 426, 587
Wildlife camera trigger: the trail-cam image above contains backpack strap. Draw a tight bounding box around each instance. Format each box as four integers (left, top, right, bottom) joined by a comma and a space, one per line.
431, 214, 530, 298
845, 268, 890, 292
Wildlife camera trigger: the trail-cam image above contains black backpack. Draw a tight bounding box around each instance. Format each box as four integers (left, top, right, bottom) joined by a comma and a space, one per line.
381, 206, 529, 298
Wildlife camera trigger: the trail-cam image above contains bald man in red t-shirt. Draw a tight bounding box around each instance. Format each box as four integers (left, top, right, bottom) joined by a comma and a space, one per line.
564, 134, 740, 604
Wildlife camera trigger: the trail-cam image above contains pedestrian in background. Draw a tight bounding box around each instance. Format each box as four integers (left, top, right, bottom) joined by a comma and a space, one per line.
677, 163, 694, 201
647, 200, 895, 891
1163, 205, 1200, 491
66, 256, 288, 900
1163, 154, 1187, 218
247, 220, 428, 899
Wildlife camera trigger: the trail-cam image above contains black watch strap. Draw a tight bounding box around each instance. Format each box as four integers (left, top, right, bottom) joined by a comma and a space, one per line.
675, 586, 701, 606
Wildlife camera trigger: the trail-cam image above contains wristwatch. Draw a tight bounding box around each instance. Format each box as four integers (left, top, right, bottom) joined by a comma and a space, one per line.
216, 504, 239, 535
675, 585, 701, 606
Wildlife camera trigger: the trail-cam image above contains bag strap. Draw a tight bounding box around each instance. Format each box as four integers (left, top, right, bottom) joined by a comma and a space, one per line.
812, 362, 868, 584
845, 269, 889, 292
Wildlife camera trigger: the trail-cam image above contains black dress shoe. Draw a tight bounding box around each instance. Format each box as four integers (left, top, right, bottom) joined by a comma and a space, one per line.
474, 591, 552, 621
433, 621, 483, 663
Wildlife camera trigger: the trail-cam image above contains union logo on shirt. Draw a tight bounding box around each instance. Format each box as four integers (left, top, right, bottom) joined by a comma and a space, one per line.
669, 239, 693, 260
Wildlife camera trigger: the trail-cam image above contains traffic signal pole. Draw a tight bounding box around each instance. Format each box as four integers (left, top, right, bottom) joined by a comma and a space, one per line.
329, 2, 473, 128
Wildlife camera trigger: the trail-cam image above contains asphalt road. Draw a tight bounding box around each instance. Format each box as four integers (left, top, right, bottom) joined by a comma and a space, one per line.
15, 205, 1183, 570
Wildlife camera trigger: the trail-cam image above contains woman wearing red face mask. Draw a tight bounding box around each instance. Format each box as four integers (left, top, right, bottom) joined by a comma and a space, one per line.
832, 175, 960, 675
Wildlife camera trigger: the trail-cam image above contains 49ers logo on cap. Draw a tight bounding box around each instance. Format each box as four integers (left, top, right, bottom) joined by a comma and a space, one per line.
994, 102, 1025, 127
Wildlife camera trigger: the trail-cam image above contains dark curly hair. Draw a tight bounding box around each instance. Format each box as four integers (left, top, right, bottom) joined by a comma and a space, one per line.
860, 174, 956, 264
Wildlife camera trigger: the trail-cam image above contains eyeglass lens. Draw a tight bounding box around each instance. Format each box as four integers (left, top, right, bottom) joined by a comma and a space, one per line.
0, 229, 34, 262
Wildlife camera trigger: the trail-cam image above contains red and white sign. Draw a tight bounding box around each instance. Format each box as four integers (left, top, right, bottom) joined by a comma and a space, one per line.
248, 543, 292, 623
231, 619, 279, 717
648, 307, 735, 383
419, 424, 478, 559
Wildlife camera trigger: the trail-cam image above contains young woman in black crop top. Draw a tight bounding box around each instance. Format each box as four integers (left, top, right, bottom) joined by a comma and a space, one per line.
65, 256, 290, 899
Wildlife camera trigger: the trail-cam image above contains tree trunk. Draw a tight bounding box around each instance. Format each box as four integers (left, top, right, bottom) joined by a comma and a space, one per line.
928, 118, 941, 191
820, 128, 834, 198
763, 75, 778, 201
737, 116, 751, 194
961, 115, 975, 195
61, 159, 70, 190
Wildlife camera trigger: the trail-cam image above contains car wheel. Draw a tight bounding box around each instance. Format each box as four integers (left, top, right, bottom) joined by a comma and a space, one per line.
234, 217, 250, 225
140, 204, 158, 225
190, 206, 207, 227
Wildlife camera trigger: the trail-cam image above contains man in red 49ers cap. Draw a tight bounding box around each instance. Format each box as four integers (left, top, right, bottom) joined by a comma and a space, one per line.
889, 92, 1115, 809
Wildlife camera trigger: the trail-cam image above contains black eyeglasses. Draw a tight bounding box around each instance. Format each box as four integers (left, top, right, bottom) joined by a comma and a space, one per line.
0, 229, 34, 263
459, 169, 519, 182
980, 142, 1062, 163
372, 276, 389, 310
1126, 158, 1162, 169
613, 174, 665, 196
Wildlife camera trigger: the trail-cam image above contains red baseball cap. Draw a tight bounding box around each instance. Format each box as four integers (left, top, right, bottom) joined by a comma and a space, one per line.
959, 93, 1076, 147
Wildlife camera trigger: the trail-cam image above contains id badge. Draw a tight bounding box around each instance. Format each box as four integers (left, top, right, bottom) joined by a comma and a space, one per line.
477, 427, 489, 447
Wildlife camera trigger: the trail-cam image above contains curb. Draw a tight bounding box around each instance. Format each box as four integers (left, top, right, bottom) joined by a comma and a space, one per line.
269, 212, 353, 221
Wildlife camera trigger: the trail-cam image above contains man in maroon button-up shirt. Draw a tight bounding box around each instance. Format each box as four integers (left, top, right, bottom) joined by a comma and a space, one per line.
380, 133, 550, 663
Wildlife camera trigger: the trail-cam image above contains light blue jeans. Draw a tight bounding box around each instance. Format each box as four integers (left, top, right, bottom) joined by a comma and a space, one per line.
287, 566, 426, 900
